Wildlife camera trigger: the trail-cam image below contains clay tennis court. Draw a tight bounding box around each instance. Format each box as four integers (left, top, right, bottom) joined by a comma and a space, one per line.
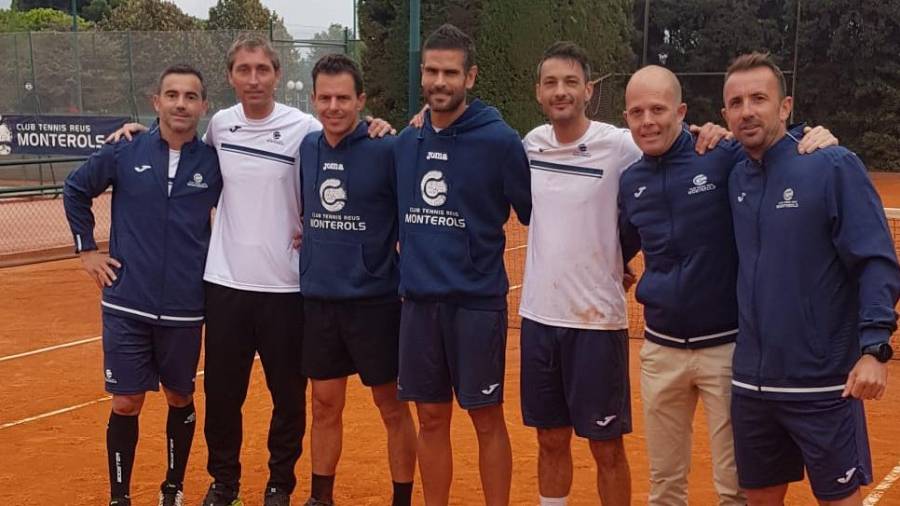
3, 176, 900, 505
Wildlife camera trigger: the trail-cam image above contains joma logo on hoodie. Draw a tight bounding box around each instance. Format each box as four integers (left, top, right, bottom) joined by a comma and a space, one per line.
426, 151, 448, 161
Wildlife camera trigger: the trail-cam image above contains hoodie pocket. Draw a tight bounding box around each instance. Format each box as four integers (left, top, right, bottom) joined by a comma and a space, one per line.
301, 237, 381, 290
402, 229, 486, 286
802, 298, 827, 359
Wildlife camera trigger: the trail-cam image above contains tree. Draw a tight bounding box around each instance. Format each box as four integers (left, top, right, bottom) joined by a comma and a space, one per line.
11, 0, 91, 12
631, 0, 900, 170
100, 0, 199, 31
81, 0, 123, 22
632, 0, 787, 125
359, 0, 634, 132
358, 0, 408, 126
790, 0, 900, 171
207, 0, 275, 31
0, 7, 90, 31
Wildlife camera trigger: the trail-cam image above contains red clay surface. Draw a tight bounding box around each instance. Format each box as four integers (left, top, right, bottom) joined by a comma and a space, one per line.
2, 174, 900, 505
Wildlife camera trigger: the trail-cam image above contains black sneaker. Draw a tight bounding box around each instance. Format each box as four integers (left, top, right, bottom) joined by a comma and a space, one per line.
201, 482, 243, 506
303, 497, 334, 506
109, 498, 131, 506
158, 481, 184, 506
264, 487, 292, 506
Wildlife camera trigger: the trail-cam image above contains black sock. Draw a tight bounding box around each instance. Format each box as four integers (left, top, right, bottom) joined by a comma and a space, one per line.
392, 481, 413, 506
311, 473, 335, 501
165, 402, 196, 487
107, 411, 139, 500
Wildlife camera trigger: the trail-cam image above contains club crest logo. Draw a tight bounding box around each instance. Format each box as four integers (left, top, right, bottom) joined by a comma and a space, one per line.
187, 172, 208, 189
320, 178, 347, 212
777, 187, 799, 209
421, 170, 448, 207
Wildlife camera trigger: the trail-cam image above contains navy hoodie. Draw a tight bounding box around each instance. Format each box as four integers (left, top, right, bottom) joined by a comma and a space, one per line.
729, 133, 900, 400
394, 99, 531, 309
619, 126, 743, 348
299, 121, 399, 299
63, 128, 222, 326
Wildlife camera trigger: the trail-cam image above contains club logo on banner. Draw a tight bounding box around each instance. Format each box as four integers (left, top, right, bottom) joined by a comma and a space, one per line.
0, 114, 129, 156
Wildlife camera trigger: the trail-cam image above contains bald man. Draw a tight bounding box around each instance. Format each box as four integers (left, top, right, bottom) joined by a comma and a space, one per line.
618, 65, 835, 505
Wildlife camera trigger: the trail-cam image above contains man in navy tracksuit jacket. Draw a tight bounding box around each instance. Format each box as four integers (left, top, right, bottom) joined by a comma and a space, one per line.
724, 53, 900, 505
63, 66, 221, 506
619, 65, 840, 506
298, 54, 416, 506
620, 119, 745, 506
393, 24, 531, 505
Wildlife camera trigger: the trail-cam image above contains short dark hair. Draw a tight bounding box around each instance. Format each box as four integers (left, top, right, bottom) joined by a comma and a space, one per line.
226, 34, 280, 73
312, 53, 364, 96
422, 23, 476, 70
157, 64, 207, 100
725, 52, 787, 98
536, 41, 592, 82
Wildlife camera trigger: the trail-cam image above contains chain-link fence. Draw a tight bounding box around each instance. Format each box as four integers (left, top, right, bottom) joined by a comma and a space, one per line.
0, 30, 352, 264
0, 29, 351, 121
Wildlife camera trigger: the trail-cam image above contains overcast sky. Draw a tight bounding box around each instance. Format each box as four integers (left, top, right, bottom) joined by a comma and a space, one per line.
0, 0, 356, 38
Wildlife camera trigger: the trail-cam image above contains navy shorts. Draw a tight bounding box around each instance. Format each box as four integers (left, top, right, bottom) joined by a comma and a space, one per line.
102, 312, 202, 396
397, 299, 507, 410
732, 394, 872, 501
520, 318, 632, 440
302, 297, 401, 387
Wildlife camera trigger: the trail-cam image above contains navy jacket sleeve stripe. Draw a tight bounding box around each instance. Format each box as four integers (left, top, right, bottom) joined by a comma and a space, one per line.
63, 143, 117, 252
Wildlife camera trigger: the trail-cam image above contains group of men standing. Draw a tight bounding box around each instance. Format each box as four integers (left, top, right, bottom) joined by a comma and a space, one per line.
63, 20, 898, 506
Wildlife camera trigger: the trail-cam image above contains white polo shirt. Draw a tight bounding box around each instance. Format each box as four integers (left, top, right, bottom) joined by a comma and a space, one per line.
203, 102, 322, 293
519, 121, 642, 330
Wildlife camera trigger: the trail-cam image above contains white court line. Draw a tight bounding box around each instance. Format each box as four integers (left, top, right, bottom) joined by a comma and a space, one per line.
864, 464, 900, 505
0, 353, 278, 431
0, 369, 209, 431
0, 395, 113, 430
0, 244, 529, 363
0, 335, 101, 363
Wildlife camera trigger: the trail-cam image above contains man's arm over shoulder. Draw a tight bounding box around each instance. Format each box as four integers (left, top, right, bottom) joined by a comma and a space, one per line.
63, 143, 119, 252
503, 133, 532, 226
827, 148, 900, 348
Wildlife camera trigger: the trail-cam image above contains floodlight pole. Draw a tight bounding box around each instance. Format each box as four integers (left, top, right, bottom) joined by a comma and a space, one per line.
408, 0, 421, 119
642, 0, 650, 66
352, 0, 358, 39
71, 0, 77, 32
790, 0, 801, 123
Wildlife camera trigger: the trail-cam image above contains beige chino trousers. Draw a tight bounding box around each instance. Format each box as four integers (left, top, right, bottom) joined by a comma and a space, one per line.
640, 340, 745, 505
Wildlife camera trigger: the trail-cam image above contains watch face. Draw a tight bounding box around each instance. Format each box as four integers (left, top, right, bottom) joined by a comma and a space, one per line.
867, 343, 894, 362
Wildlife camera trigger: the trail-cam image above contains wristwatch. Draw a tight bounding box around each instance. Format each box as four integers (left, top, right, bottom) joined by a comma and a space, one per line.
862, 343, 894, 363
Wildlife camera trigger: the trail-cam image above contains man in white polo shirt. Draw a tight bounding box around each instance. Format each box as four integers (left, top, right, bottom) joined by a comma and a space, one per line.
199, 35, 318, 506
519, 42, 641, 506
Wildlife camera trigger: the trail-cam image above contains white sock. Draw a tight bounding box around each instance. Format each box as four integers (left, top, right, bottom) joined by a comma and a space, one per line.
539, 496, 568, 506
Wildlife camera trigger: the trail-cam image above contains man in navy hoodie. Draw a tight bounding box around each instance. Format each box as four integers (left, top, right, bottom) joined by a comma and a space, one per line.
298, 53, 416, 506
64, 64, 221, 506
393, 24, 531, 505
725, 52, 900, 506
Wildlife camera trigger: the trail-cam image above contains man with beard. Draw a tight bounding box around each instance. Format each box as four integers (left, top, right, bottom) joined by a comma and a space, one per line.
393, 23, 531, 506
